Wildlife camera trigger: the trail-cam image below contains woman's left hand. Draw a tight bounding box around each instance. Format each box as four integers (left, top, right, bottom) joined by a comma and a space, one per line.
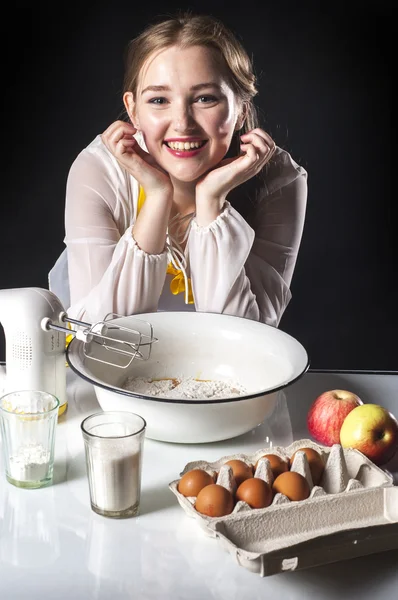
195, 128, 276, 206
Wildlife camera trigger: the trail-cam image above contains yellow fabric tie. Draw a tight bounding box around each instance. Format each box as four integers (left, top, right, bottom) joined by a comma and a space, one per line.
137, 186, 194, 304
167, 264, 194, 303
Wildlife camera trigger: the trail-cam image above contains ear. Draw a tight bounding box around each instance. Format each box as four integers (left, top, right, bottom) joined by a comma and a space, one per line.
234, 103, 247, 131
123, 92, 140, 129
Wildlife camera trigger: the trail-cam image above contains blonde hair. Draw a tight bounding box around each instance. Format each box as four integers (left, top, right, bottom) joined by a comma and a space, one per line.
123, 12, 259, 133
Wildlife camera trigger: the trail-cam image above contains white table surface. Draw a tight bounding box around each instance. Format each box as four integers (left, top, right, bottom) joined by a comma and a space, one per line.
0, 369, 397, 600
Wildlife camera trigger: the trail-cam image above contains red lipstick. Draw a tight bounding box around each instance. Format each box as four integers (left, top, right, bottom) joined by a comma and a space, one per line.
164, 139, 207, 158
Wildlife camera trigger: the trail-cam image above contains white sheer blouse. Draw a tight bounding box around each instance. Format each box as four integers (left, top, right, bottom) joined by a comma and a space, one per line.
49, 134, 308, 327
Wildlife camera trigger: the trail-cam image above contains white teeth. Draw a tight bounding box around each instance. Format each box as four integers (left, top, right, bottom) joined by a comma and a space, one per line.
167, 141, 204, 150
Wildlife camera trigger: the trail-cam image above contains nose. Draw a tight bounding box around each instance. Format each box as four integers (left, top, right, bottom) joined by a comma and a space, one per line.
172, 102, 196, 133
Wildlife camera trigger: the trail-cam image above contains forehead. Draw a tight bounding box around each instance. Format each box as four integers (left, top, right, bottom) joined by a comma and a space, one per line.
138, 45, 231, 90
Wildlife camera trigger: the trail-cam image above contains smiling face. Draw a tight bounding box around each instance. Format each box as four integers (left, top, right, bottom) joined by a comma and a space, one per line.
124, 45, 243, 185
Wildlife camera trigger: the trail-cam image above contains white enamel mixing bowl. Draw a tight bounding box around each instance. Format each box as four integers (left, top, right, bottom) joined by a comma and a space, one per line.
66, 312, 309, 444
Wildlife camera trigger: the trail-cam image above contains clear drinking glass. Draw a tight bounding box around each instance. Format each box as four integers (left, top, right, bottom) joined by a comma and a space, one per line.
0, 390, 59, 489
81, 411, 146, 518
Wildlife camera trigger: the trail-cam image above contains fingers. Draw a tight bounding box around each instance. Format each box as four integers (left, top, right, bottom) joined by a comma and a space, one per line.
102, 121, 150, 168
239, 142, 259, 164
101, 121, 154, 184
240, 128, 276, 170
101, 121, 137, 155
102, 121, 156, 166
100, 121, 171, 195
102, 120, 137, 141
222, 127, 275, 187
248, 128, 276, 152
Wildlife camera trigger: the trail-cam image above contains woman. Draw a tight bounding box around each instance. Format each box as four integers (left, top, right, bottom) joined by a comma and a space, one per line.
50, 12, 307, 328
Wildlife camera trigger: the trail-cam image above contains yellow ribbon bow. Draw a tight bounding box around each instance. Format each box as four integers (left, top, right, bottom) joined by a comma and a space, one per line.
166, 263, 194, 304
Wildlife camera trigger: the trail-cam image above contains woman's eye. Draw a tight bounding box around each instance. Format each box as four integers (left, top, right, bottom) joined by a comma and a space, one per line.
196, 95, 218, 103
148, 97, 167, 105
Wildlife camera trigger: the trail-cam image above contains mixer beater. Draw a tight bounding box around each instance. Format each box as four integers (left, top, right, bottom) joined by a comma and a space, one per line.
45, 312, 159, 369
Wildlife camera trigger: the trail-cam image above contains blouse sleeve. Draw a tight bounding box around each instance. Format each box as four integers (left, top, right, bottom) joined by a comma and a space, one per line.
188, 154, 308, 327
64, 148, 167, 323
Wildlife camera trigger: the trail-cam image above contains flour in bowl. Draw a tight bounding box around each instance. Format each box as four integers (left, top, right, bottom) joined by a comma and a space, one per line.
122, 376, 247, 399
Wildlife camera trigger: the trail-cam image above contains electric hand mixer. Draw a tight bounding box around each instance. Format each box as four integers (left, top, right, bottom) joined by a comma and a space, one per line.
0, 287, 158, 410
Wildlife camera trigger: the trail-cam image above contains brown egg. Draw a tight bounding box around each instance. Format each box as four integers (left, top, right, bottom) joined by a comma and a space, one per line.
195, 484, 235, 517
236, 477, 273, 509
255, 453, 289, 478
224, 459, 253, 487
290, 447, 325, 485
272, 471, 310, 501
177, 469, 214, 497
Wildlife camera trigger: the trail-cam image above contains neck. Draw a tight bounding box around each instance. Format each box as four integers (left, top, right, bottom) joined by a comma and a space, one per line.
170, 178, 196, 218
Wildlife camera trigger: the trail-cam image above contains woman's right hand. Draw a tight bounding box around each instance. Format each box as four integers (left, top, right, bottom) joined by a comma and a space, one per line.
101, 121, 173, 197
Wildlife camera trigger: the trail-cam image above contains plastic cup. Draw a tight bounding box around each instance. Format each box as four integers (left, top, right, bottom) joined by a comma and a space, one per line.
81, 411, 146, 518
0, 390, 59, 489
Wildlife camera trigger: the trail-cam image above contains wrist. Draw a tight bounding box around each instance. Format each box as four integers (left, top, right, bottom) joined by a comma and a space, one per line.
133, 191, 172, 254
194, 196, 226, 227
144, 188, 173, 205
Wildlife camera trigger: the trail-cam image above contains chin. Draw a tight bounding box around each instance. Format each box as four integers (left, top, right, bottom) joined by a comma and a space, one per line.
173, 173, 204, 184
167, 164, 209, 184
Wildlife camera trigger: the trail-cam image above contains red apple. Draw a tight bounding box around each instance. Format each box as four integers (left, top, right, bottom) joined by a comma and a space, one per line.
340, 404, 398, 465
307, 389, 363, 446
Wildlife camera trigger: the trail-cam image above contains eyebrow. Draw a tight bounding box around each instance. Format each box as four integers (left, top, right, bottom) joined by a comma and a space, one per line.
141, 82, 222, 95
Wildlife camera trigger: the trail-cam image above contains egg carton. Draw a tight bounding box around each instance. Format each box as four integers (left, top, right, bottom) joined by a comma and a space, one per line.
169, 438, 398, 576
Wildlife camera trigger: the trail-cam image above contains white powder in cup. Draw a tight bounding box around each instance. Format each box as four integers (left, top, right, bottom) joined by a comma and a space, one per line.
88, 450, 141, 513
9, 443, 51, 482
86, 424, 142, 514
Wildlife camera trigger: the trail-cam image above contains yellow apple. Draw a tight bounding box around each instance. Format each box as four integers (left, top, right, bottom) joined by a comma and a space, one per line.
340, 403, 398, 465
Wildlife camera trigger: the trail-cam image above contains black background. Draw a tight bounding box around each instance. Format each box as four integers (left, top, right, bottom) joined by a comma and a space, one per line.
1, 1, 395, 369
